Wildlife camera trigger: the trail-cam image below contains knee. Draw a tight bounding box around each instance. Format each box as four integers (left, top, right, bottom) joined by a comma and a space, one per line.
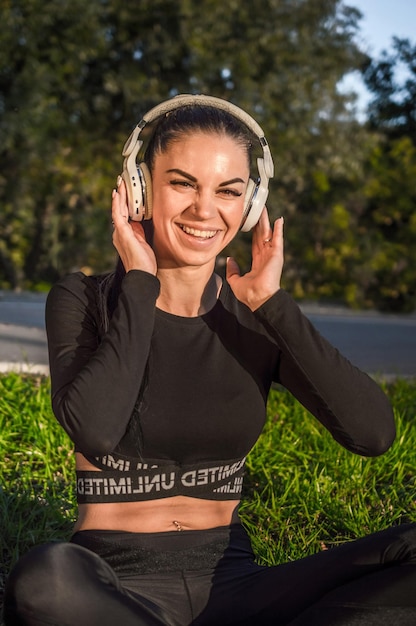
384, 523, 416, 565
4, 542, 98, 623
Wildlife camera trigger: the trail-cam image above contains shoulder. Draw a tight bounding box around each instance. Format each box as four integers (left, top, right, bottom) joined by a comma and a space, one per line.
46, 271, 110, 327
47, 271, 107, 303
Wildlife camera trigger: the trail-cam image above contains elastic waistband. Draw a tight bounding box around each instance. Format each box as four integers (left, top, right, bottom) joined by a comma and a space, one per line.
70, 524, 253, 574
76, 456, 246, 503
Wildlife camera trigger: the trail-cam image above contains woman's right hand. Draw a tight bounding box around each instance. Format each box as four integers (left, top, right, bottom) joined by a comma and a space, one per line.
111, 179, 157, 275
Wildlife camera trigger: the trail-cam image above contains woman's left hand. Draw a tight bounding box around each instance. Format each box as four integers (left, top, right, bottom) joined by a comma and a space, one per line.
226, 208, 284, 311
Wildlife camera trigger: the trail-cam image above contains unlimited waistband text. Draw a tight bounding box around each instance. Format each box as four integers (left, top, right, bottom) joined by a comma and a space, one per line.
76, 458, 245, 499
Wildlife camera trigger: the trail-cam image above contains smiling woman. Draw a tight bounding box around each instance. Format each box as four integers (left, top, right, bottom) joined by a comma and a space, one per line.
4, 95, 416, 626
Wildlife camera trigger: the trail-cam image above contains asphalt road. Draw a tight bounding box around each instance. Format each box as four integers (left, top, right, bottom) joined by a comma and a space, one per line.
0, 294, 49, 375
0, 292, 415, 379
305, 308, 416, 379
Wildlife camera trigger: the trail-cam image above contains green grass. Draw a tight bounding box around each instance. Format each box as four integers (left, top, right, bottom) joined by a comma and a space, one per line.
1, 373, 415, 613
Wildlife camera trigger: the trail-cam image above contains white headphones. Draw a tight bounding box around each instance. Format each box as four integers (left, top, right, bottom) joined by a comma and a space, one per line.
120, 94, 274, 232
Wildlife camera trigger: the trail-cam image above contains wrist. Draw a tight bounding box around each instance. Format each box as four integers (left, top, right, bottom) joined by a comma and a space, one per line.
247, 287, 280, 312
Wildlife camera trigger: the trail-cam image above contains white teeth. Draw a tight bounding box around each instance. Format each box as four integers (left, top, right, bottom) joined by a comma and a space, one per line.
180, 225, 217, 238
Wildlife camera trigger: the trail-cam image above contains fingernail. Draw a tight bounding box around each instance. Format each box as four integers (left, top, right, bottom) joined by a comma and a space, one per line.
117, 175, 123, 188
112, 189, 117, 198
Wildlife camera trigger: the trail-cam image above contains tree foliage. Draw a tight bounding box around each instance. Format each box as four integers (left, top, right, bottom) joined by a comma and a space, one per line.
360, 37, 416, 311
364, 37, 416, 141
0, 0, 414, 312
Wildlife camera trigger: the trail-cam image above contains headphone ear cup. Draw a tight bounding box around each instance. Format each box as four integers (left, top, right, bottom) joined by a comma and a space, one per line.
139, 162, 153, 220
123, 161, 152, 221
241, 184, 269, 232
240, 158, 270, 232
243, 179, 256, 213
241, 179, 258, 231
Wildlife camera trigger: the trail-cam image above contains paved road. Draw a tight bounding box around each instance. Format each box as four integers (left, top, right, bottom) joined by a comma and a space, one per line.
0, 294, 49, 374
0, 292, 415, 379
306, 309, 416, 379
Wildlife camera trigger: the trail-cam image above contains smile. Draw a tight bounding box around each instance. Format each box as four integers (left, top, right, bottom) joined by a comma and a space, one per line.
179, 224, 218, 239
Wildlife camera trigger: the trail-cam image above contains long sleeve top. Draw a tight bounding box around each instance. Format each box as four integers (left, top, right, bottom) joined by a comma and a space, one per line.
45, 270, 395, 502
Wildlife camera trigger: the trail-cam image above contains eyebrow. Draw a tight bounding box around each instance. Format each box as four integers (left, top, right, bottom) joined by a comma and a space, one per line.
166, 169, 197, 182
166, 169, 245, 186
219, 178, 245, 187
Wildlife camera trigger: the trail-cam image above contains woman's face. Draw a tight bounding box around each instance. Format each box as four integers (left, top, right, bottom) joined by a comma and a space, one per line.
150, 131, 250, 269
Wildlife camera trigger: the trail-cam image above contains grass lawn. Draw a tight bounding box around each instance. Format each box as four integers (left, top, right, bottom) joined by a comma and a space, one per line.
1, 373, 415, 616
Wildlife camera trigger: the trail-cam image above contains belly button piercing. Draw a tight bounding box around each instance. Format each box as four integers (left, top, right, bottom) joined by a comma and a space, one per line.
172, 520, 183, 531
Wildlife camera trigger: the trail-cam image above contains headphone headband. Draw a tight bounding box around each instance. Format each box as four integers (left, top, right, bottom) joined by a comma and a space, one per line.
121, 94, 274, 231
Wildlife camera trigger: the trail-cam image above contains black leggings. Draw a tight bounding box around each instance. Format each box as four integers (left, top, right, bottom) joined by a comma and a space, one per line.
4, 523, 416, 625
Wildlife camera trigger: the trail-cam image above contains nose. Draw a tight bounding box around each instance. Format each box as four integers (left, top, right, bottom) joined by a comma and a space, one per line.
190, 189, 216, 220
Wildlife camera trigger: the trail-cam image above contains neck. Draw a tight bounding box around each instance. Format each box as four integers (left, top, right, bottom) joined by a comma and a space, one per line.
156, 265, 222, 317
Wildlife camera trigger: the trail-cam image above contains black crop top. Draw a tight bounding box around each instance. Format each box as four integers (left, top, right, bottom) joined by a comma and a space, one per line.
45, 270, 395, 503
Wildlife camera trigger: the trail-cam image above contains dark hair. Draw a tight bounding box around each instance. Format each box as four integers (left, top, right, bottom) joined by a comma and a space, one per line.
144, 104, 254, 172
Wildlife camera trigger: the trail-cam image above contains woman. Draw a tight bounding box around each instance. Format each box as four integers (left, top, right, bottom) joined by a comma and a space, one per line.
4, 94, 416, 625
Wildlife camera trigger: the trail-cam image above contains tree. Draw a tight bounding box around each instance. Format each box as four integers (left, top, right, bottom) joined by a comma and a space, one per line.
364, 37, 416, 142
354, 136, 416, 312
355, 37, 416, 311
0, 0, 115, 287
0, 0, 193, 288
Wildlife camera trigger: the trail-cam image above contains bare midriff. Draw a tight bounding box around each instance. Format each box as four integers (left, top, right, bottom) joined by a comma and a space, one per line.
73, 452, 240, 533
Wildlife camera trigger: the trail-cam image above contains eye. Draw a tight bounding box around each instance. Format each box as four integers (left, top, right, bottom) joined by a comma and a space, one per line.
170, 180, 195, 189
218, 188, 243, 198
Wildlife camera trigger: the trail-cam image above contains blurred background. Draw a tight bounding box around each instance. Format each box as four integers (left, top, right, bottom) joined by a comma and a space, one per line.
1, 0, 415, 312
